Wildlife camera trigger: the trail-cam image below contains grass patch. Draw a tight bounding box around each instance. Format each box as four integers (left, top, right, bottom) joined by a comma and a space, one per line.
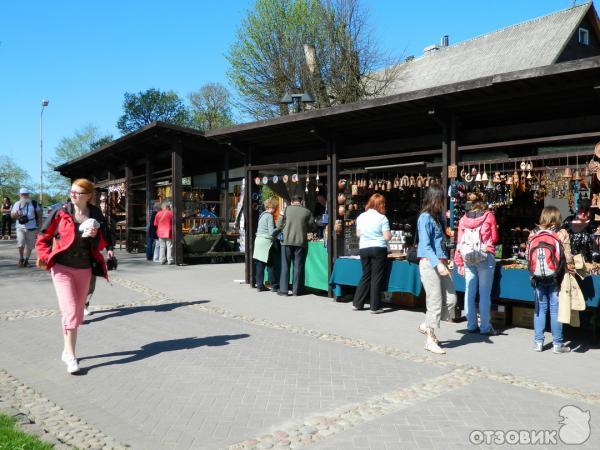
0, 413, 53, 450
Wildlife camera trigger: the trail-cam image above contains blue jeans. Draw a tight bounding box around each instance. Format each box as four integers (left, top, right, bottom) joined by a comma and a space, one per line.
534, 284, 563, 345
464, 253, 495, 332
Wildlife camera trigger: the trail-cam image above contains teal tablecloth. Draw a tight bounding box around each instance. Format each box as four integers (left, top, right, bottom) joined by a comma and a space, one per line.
329, 258, 422, 298
452, 266, 600, 308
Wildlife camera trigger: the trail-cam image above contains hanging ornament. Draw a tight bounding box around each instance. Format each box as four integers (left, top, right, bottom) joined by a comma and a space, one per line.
315, 163, 320, 192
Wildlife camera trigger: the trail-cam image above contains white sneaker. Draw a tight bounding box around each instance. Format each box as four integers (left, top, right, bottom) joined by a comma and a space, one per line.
84, 308, 91, 316
61, 352, 79, 373
424, 328, 445, 354
535, 342, 543, 352
425, 337, 446, 354
553, 344, 571, 354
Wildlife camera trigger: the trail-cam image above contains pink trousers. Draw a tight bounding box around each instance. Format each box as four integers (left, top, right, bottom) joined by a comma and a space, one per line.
51, 263, 92, 334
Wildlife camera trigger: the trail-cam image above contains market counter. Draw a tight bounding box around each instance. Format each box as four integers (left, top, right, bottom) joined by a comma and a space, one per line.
329, 258, 422, 298
452, 266, 600, 308
329, 257, 600, 308
267, 241, 330, 292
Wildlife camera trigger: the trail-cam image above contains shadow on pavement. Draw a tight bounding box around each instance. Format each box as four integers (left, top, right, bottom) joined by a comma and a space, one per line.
78, 334, 250, 373
84, 300, 210, 324
438, 328, 500, 348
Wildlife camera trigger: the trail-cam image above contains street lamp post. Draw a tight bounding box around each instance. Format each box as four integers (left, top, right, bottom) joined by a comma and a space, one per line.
40, 99, 49, 207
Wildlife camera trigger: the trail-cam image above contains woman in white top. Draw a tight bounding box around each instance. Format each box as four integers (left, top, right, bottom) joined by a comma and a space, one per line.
352, 193, 392, 313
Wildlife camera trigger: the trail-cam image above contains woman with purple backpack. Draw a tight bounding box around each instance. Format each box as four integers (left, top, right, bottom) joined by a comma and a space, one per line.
527, 206, 573, 354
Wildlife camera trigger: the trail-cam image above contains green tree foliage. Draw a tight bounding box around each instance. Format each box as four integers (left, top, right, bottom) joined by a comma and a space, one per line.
117, 88, 191, 134
188, 83, 234, 132
227, 0, 399, 119
0, 156, 31, 201
46, 124, 113, 197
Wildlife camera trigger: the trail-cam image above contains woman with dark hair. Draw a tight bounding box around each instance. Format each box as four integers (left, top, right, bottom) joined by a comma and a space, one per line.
563, 198, 599, 263
416, 184, 456, 354
352, 193, 392, 313
1, 196, 12, 239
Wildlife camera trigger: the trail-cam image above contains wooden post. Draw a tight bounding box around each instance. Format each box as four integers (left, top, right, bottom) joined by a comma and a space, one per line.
326, 147, 334, 298
450, 114, 458, 168
244, 146, 254, 285
145, 158, 154, 227
171, 141, 183, 265
223, 149, 230, 231
441, 123, 450, 191
125, 166, 133, 253
244, 167, 252, 284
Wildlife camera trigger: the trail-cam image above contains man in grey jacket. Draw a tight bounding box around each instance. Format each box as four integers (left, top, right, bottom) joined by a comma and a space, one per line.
275, 195, 316, 296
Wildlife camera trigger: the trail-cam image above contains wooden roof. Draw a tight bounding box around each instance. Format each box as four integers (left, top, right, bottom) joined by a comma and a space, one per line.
205, 56, 600, 160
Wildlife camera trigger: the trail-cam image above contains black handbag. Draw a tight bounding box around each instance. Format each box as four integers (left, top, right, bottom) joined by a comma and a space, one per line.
106, 255, 118, 271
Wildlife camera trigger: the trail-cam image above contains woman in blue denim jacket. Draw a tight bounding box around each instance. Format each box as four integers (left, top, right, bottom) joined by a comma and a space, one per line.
416, 184, 457, 354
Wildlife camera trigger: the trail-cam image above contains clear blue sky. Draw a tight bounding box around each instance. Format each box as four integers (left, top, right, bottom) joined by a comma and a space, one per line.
0, 0, 581, 189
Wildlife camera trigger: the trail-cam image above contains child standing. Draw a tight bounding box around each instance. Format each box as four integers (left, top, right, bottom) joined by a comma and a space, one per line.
527, 206, 573, 353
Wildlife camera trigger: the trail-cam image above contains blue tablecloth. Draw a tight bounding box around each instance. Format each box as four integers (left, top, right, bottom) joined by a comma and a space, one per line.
329, 258, 422, 298
453, 266, 600, 308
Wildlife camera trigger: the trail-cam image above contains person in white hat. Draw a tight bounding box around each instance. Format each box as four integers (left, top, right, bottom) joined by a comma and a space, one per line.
10, 187, 41, 267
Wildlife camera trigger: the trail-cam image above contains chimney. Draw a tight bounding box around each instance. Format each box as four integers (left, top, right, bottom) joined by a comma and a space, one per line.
441, 35, 449, 47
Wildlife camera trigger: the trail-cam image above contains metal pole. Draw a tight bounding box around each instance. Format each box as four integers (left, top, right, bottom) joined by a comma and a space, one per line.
40, 99, 48, 206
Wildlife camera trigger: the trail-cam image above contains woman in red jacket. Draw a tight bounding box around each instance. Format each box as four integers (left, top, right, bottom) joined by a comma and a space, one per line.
36, 179, 111, 374
454, 193, 499, 336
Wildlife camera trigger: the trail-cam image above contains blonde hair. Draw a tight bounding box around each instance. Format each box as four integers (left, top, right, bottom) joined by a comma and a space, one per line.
263, 198, 277, 210
538, 206, 562, 229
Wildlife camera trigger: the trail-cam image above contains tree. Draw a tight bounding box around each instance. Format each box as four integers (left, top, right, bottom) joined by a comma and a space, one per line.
117, 88, 191, 134
226, 0, 399, 119
0, 156, 31, 201
46, 124, 113, 197
188, 83, 234, 132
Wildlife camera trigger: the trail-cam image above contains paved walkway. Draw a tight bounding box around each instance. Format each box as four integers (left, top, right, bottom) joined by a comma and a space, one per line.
1, 240, 599, 449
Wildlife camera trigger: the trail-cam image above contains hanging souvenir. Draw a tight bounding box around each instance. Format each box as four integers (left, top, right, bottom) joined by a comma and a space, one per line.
416, 174, 424, 188
262, 176, 269, 185
254, 177, 261, 186
283, 174, 289, 183
337, 193, 346, 205
493, 172, 501, 183
475, 163, 482, 182
386, 179, 392, 191
272, 175, 279, 184
292, 173, 299, 183
338, 178, 347, 190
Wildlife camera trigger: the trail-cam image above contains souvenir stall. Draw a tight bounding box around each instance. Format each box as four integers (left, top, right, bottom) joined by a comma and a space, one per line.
206, 54, 600, 332
55, 122, 245, 265
249, 163, 330, 292
449, 149, 600, 327
330, 161, 443, 305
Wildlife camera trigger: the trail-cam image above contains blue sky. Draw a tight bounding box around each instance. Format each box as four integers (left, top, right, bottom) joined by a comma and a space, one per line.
0, 0, 581, 190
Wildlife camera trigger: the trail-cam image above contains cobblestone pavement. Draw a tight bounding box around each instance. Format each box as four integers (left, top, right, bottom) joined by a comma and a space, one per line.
1, 242, 599, 449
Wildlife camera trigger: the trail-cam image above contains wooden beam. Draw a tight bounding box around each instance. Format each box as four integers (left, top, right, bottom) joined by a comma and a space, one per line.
459, 131, 600, 152
171, 141, 183, 265
339, 148, 441, 165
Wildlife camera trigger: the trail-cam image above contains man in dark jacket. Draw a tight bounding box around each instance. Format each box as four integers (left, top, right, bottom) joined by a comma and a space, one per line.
275, 195, 316, 296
